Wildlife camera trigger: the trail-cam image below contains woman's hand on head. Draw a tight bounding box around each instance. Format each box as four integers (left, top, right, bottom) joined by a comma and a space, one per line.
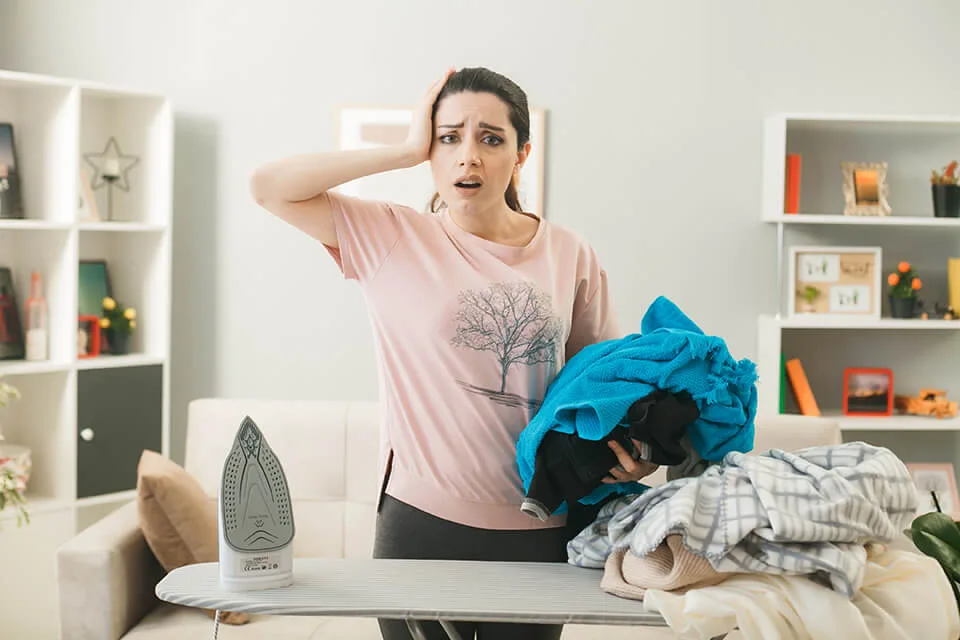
602, 440, 659, 484
404, 68, 455, 166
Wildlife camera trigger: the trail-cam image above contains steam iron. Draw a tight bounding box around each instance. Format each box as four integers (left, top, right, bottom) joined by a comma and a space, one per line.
218, 415, 295, 591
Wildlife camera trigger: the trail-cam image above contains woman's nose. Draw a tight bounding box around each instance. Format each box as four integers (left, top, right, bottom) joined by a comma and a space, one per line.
458, 141, 481, 167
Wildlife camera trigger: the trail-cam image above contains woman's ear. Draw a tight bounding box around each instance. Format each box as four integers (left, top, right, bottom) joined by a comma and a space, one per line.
515, 141, 531, 172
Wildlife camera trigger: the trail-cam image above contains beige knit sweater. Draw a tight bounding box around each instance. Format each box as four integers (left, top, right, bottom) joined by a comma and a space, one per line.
601, 535, 732, 600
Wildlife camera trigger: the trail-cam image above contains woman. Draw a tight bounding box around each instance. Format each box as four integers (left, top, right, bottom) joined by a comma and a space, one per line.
250, 66, 658, 640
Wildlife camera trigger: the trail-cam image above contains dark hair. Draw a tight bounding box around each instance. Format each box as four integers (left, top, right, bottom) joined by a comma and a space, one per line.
428, 67, 530, 213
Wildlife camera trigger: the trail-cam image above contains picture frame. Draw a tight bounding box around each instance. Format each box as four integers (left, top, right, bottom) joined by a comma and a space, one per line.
842, 161, 891, 217
0, 123, 24, 220
78, 259, 112, 318
843, 367, 893, 417
787, 245, 882, 319
77, 315, 101, 359
907, 462, 960, 518
335, 105, 547, 217
0, 266, 24, 360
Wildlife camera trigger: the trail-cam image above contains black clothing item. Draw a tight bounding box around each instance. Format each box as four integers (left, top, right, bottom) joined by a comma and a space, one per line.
521, 390, 700, 522
373, 494, 566, 640
622, 389, 699, 466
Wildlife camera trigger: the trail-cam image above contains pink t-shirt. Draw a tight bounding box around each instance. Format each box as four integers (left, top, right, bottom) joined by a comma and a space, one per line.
324, 191, 620, 530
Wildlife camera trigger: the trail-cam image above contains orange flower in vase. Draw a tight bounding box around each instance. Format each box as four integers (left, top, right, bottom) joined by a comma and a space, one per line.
888, 261, 921, 319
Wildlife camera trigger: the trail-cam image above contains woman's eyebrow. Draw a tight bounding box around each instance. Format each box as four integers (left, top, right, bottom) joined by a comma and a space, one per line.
438, 122, 506, 132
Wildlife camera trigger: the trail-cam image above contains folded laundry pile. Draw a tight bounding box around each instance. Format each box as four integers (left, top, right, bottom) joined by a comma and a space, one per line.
516, 295, 758, 520
568, 441, 920, 599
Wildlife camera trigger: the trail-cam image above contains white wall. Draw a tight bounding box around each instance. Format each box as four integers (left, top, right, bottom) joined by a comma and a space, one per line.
3, 0, 960, 463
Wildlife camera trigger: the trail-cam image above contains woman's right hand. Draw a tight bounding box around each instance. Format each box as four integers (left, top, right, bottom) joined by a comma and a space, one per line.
404, 68, 455, 165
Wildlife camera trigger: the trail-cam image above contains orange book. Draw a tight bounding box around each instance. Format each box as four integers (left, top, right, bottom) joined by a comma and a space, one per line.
785, 357, 820, 416
784, 154, 801, 214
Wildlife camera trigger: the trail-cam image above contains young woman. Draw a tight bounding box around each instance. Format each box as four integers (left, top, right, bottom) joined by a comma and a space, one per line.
250, 66, 658, 640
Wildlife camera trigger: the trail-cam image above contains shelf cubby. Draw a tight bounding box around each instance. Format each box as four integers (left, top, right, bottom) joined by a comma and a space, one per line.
0, 369, 75, 507
79, 88, 171, 226
0, 75, 78, 224
0, 227, 75, 368
78, 228, 169, 359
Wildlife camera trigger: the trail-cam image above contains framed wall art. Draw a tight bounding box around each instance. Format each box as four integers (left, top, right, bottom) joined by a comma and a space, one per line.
336, 105, 546, 217
907, 462, 960, 518
788, 245, 882, 319
842, 161, 891, 216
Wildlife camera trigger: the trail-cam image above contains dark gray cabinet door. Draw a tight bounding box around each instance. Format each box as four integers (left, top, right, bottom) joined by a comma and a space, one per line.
77, 364, 163, 499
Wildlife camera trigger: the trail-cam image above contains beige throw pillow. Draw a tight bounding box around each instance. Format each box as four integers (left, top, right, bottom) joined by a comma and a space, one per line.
136, 449, 249, 625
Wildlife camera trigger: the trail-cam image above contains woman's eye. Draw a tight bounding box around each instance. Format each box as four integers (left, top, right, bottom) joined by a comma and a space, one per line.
438, 134, 457, 143
482, 135, 504, 145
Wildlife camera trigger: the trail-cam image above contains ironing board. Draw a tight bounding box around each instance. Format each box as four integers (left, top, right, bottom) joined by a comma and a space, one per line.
155, 558, 727, 639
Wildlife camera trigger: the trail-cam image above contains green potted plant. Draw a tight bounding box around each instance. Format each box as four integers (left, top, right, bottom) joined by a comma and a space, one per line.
931, 161, 960, 218
98, 296, 137, 355
888, 261, 922, 319
0, 376, 29, 528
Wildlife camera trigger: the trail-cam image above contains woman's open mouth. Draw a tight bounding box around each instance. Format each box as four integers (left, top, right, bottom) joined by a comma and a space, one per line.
454, 176, 483, 196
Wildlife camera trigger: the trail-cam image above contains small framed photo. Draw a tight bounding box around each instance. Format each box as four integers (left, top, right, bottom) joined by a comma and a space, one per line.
0, 123, 24, 219
842, 161, 891, 217
907, 463, 960, 518
77, 315, 101, 359
788, 246, 882, 319
843, 367, 893, 417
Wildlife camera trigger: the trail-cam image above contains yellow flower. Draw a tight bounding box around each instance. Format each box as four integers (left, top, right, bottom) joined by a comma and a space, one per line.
99, 317, 111, 329
124, 308, 137, 320
129, 320, 136, 330
102, 297, 116, 311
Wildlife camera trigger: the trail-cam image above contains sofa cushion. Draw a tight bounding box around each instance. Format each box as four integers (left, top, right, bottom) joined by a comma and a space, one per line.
136, 449, 249, 625
137, 449, 217, 569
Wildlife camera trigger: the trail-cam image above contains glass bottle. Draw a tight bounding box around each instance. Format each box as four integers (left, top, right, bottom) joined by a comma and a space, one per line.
25, 270, 47, 361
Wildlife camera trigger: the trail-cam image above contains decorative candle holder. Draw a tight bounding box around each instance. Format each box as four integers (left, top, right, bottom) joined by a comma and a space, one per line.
83, 137, 139, 222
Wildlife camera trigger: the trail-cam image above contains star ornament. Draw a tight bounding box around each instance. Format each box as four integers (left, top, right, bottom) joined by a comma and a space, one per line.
84, 137, 140, 191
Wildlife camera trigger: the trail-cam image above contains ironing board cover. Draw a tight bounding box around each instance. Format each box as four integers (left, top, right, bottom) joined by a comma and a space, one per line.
155, 558, 667, 626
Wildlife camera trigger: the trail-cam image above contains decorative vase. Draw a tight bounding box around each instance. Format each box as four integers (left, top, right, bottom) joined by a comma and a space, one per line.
933, 184, 960, 218
889, 295, 917, 319
107, 330, 129, 355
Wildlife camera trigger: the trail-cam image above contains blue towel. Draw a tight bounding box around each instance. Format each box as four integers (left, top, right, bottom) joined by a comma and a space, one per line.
516, 295, 758, 512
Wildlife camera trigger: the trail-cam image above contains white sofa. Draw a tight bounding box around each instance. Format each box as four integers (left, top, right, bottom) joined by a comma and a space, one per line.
56, 398, 851, 639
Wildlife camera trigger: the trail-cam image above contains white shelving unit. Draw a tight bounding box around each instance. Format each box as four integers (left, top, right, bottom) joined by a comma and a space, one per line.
0, 69, 172, 638
757, 112, 960, 430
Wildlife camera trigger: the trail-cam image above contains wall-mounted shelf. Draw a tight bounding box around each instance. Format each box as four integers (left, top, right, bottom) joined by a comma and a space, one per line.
764, 213, 960, 228
762, 313, 960, 330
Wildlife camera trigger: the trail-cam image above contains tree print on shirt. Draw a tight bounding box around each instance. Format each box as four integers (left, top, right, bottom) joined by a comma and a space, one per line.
450, 281, 562, 409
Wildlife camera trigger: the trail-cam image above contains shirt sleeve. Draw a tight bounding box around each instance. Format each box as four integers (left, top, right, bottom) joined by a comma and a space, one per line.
323, 190, 412, 282
566, 248, 620, 361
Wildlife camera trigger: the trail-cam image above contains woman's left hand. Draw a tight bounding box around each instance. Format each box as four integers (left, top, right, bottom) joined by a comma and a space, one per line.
602, 440, 659, 484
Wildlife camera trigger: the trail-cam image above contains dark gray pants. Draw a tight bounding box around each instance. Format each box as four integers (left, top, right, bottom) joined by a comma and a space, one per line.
373, 494, 568, 640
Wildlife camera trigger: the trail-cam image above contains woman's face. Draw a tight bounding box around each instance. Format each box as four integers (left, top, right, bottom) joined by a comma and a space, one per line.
429, 90, 529, 216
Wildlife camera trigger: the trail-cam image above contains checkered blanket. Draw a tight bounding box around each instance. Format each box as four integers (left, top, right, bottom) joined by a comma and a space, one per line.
567, 442, 919, 597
